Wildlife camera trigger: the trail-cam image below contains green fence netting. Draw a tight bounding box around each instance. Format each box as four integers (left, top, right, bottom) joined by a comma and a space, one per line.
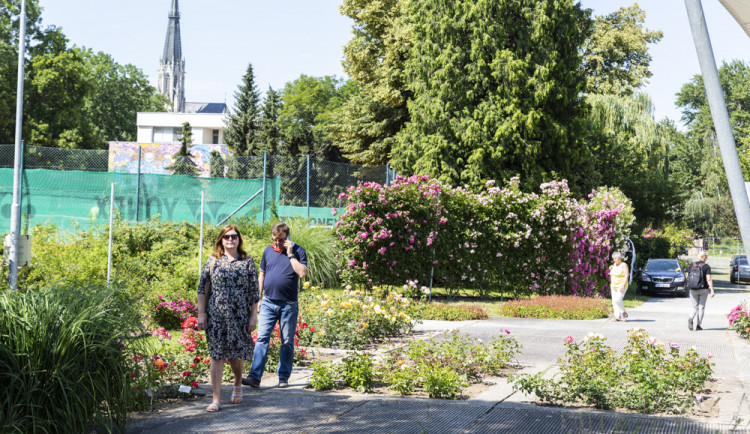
0, 169, 281, 232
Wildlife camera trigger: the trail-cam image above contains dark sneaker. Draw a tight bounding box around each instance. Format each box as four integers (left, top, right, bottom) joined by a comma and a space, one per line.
696, 325, 703, 331
278, 378, 289, 388
688, 318, 693, 331
241, 376, 260, 388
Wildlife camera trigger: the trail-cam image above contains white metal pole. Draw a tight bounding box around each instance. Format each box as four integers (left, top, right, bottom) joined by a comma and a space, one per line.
199, 190, 204, 275
685, 0, 750, 263
8, 0, 27, 290
107, 183, 115, 284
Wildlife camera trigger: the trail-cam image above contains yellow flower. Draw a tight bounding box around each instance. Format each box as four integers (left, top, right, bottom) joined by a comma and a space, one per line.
303, 281, 311, 289
326, 308, 334, 316
362, 322, 368, 328
397, 360, 404, 365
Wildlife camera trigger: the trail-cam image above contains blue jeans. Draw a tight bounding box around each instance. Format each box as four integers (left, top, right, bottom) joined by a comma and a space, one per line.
249, 297, 298, 381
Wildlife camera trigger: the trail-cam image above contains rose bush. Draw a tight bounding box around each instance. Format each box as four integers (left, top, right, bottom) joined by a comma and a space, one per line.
511, 329, 713, 414
728, 302, 750, 338
299, 284, 423, 349
334, 175, 630, 298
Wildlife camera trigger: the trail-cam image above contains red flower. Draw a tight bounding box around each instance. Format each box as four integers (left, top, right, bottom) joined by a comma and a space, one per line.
182, 316, 198, 329
191, 381, 199, 388
183, 371, 192, 377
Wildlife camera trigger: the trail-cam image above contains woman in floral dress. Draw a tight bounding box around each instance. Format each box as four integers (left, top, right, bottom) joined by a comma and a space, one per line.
197, 224, 259, 412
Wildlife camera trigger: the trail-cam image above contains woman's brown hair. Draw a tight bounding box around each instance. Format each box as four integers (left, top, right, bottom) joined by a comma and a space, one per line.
213, 224, 248, 259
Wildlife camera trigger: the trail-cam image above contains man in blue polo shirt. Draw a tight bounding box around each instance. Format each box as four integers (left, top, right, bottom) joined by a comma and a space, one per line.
243, 221, 307, 388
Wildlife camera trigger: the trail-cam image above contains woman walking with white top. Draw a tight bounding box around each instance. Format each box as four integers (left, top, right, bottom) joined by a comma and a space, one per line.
609, 252, 629, 321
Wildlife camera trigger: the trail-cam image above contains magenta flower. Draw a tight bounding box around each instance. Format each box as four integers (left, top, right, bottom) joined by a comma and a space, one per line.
331, 207, 337, 216
564, 336, 573, 343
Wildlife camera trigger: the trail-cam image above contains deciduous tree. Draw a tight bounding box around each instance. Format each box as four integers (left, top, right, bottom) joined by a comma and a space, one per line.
581, 4, 663, 96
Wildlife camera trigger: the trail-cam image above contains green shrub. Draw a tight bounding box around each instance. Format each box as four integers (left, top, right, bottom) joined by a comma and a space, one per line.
386, 365, 418, 395
310, 361, 339, 391
418, 302, 488, 321
500, 295, 609, 320
511, 329, 714, 413
0, 285, 143, 432
149, 295, 198, 330
422, 366, 465, 399
341, 352, 374, 393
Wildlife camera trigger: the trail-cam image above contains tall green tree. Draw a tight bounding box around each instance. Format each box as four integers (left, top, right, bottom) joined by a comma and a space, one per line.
1, 1, 164, 149
278, 75, 355, 161
23, 48, 91, 148
330, 0, 411, 164
581, 4, 663, 96
167, 122, 199, 176
80, 50, 167, 147
584, 93, 678, 224
224, 63, 261, 156
673, 60, 750, 236
393, 0, 591, 190
253, 86, 282, 156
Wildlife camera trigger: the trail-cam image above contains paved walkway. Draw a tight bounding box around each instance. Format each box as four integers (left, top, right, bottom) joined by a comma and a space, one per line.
127, 256, 750, 433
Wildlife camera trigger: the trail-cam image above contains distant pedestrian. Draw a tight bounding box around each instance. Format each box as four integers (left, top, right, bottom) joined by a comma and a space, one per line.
243, 221, 307, 389
609, 252, 629, 321
686, 251, 714, 331
197, 224, 259, 412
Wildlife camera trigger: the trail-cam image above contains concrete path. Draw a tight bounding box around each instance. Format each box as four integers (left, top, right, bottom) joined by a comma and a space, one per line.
126, 256, 750, 433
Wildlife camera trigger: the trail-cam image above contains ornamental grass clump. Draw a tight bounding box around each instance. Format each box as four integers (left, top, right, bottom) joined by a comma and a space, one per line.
510, 329, 714, 414
499, 295, 609, 320
0, 286, 143, 433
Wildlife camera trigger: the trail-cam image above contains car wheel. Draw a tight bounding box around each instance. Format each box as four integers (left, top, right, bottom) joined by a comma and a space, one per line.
636, 287, 643, 296
682, 290, 689, 298
731, 275, 737, 284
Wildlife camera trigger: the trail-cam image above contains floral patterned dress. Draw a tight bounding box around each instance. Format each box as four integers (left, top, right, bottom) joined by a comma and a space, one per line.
197, 254, 259, 360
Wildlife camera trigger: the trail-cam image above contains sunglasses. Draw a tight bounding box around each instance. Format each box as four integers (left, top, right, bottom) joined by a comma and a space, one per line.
222, 234, 239, 240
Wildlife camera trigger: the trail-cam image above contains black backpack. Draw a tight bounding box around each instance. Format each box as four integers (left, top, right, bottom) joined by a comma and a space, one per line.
686, 262, 704, 289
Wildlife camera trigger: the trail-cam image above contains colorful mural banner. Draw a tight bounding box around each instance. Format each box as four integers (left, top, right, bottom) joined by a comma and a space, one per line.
108, 142, 230, 178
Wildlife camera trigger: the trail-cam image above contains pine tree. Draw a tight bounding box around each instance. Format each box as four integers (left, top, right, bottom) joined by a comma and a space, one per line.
209, 150, 224, 177
393, 0, 590, 190
224, 63, 261, 156
167, 122, 199, 176
253, 87, 282, 156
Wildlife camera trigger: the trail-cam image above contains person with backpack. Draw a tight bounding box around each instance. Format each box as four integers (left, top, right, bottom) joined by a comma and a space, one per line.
609, 251, 629, 321
686, 251, 715, 331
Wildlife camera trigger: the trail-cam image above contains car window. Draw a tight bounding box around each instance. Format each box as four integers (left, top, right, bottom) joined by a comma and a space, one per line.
740, 258, 748, 266
645, 261, 680, 272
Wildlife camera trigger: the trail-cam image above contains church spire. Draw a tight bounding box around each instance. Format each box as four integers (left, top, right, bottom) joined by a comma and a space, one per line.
157, 0, 185, 112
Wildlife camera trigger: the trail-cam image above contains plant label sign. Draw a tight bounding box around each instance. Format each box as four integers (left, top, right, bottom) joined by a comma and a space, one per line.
3, 234, 30, 266
178, 385, 192, 394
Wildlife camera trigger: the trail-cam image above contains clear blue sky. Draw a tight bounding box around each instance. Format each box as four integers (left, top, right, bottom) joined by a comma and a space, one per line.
38, 0, 750, 128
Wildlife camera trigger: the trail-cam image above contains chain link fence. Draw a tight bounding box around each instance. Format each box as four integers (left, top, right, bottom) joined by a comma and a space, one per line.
0, 144, 398, 230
